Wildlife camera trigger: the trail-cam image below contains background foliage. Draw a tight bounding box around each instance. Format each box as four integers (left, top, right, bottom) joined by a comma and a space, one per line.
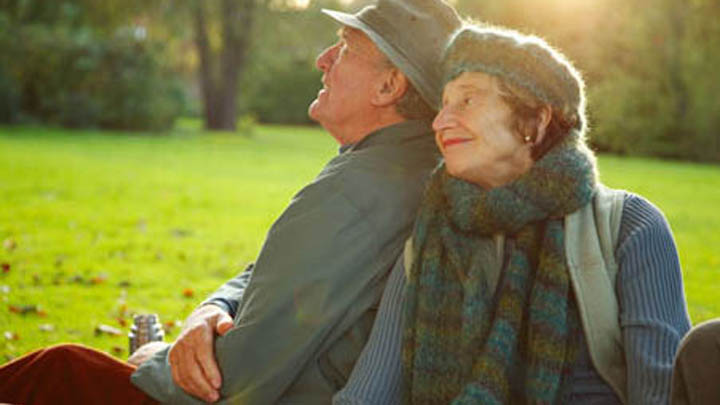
1, 0, 718, 161
0, 1, 186, 130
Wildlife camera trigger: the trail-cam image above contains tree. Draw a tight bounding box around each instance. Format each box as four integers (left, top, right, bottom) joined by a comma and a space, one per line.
192, 0, 257, 131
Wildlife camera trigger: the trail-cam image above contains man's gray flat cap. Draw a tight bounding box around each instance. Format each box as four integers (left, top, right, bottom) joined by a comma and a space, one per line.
322, 0, 461, 109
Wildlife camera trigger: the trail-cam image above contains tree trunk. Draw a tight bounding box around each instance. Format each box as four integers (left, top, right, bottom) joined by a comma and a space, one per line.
193, 1, 218, 129
193, 0, 256, 131
667, 0, 688, 126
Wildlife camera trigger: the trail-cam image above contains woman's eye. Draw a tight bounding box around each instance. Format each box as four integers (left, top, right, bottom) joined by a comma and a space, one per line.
463, 97, 473, 106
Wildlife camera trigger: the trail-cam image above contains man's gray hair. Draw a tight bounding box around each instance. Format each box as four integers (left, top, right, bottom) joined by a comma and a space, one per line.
396, 84, 436, 121
379, 57, 436, 121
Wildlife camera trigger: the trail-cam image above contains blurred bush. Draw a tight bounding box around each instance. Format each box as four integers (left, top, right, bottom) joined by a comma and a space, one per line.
240, 60, 321, 125
0, 11, 185, 131
0, 65, 21, 124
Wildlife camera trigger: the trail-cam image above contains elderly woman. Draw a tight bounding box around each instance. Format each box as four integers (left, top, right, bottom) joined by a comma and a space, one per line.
333, 25, 690, 405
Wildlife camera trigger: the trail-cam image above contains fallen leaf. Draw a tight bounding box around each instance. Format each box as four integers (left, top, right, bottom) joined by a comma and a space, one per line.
90, 274, 108, 285
2, 239, 16, 252
39, 324, 55, 332
117, 317, 128, 327
69, 274, 85, 284
162, 320, 182, 335
111, 346, 124, 356
32, 274, 42, 285
95, 324, 123, 337
52, 272, 65, 285
171, 228, 193, 238
1, 263, 10, 274
118, 280, 132, 288
182, 288, 195, 298
9, 304, 44, 315
117, 303, 128, 317
3, 331, 19, 341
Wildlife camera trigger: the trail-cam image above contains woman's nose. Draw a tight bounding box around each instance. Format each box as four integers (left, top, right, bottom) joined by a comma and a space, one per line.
432, 107, 456, 132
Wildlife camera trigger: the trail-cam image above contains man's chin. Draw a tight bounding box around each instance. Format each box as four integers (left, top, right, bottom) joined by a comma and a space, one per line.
309, 100, 330, 127
308, 100, 321, 122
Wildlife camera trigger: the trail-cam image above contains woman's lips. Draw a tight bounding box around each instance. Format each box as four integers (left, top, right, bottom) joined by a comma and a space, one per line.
442, 138, 472, 148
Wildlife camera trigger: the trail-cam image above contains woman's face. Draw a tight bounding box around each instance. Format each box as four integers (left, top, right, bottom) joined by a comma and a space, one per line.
433, 72, 534, 188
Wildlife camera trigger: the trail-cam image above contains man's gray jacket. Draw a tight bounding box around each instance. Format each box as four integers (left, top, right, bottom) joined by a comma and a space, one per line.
131, 120, 439, 404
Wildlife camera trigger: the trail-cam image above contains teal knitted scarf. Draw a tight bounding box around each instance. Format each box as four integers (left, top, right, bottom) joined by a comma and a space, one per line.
403, 130, 597, 404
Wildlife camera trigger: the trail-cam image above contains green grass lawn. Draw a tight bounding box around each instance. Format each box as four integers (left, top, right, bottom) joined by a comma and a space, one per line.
1, 123, 719, 362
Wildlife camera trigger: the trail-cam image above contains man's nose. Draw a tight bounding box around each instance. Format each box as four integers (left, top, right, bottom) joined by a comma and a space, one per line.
316, 43, 338, 72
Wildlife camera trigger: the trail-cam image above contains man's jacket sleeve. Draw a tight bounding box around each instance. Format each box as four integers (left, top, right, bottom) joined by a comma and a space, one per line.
132, 173, 384, 404
203, 265, 254, 317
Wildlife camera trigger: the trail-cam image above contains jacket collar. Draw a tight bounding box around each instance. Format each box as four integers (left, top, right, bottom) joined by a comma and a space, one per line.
339, 120, 433, 154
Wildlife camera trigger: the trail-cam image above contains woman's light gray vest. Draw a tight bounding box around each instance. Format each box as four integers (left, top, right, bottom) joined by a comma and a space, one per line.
403, 185, 629, 403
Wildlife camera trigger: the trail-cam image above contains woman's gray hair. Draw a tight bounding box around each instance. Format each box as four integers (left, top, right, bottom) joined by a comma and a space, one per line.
442, 24, 586, 133
442, 24, 587, 160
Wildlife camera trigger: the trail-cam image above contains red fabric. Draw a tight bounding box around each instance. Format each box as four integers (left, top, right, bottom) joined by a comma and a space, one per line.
0, 344, 159, 405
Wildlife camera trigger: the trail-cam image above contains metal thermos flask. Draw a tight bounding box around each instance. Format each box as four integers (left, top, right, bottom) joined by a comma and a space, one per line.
128, 314, 164, 355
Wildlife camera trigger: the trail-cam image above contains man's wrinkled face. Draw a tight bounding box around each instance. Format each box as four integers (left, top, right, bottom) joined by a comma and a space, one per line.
309, 27, 389, 144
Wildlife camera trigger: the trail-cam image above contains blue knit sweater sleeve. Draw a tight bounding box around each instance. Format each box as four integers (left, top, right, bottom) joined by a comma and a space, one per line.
332, 193, 691, 405
616, 193, 691, 404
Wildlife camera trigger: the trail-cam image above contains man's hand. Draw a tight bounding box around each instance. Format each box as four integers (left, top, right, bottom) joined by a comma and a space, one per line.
127, 341, 171, 367
169, 304, 234, 403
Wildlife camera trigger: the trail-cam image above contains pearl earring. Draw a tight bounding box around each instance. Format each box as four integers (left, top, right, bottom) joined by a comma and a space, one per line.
524, 135, 531, 143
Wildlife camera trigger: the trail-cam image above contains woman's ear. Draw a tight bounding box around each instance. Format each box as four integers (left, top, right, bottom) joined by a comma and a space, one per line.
372, 68, 409, 107
532, 104, 553, 146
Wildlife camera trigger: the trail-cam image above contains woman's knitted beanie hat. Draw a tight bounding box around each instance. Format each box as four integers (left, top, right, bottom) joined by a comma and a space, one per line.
443, 25, 586, 130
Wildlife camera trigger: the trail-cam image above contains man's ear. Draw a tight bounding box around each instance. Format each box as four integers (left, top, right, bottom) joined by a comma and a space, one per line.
532, 104, 553, 146
371, 68, 409, 107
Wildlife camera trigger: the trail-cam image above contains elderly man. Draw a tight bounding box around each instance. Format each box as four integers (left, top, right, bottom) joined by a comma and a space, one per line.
0, 0, 460, 404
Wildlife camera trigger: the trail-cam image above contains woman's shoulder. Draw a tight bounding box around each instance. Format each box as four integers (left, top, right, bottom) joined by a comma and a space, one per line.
616, 191, 675, 249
